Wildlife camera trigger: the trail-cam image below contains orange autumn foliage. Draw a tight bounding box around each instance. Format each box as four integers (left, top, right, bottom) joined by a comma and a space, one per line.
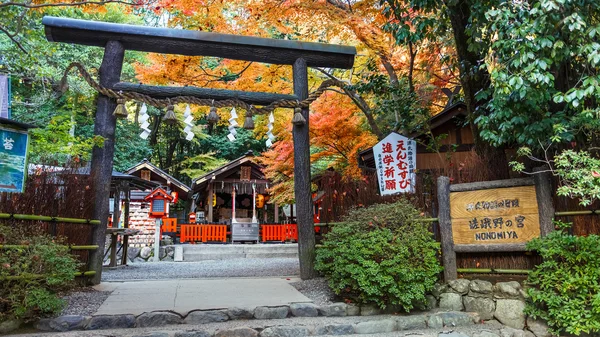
257, 92, 377, 204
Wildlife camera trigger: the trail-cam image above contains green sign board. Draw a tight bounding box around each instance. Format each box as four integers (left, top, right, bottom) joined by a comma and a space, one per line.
0, 126, 29, 193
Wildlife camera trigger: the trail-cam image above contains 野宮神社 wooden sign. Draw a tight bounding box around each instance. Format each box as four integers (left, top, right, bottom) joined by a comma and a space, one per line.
449, 185, 541, 245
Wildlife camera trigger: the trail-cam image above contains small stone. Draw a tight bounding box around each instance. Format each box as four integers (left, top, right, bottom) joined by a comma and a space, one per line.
439, 293, 464, 311
318, 303, 347, 317
438, 333, 469, 337
523, 331, 536, 337
0, 319, 22, 334
463, 296, 495, 320
136, 312, 182, 327
346, 304, 360, 316
500, 327, 526, 337
470, 280, 494, 294
185, 310, 229, 324
35, 318, 52, 332
174, 330, 212, 337
254, 306, 289, 319
359, 304, 381, 316
86, 314, 136, 330
140, 246, 152, 259
432, 283, 449, 298
49, 315, 87, 332
226, 307, 255, 320
494, 282, 522, 299
166, 246, 175, 257
448, 279, 471, 294
260, 326, 310, 337
472, 331, 500, 337
427, 315, 444, 329
215, 327, 259, 337
290, 303, 318, 317
526, 317, 550, 337
159, 247, 167, 260
494, 299, 526, 329
426, 295, 438, 309
132, 332, 170, 337
354, 319, 396, 334
396, 315, 427, 330
315, 324, 354, 335
435, 311, 476, 327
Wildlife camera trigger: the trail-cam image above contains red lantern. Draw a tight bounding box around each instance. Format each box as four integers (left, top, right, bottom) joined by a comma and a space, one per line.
189, 212, 197, 224
144, 187, 174, 218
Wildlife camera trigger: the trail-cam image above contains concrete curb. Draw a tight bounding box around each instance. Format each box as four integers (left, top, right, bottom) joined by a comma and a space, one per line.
35, 304, 481, 333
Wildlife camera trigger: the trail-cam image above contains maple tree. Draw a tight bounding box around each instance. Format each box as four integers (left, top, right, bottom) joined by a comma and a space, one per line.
257, 92, 377, 204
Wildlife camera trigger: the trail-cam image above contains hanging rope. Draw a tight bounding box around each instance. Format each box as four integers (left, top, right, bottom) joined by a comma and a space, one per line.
60, 62, 347, 115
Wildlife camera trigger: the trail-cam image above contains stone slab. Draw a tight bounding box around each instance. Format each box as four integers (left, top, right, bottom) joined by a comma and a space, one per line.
95, 278, 311, 316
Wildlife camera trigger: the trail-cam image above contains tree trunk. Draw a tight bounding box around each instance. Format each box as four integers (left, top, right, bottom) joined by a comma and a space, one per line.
446, 0, 509, 180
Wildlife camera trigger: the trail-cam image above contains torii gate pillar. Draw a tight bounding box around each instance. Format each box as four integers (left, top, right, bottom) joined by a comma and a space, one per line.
89, 40, 124, 284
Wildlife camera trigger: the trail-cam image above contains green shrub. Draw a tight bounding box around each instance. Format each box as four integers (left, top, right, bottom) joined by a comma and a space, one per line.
0, 225, 80, 322
525, 222, 600, 336
315, 200, 442, 311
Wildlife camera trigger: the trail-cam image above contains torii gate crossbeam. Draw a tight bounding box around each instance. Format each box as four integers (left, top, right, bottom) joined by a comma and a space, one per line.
43, 16, 356, 284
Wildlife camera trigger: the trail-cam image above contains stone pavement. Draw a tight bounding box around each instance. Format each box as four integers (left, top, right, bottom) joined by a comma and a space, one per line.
94, 277, 312, 315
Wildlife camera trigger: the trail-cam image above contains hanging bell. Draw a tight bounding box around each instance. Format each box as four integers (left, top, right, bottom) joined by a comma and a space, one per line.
243, 113, 255, 130
207, 105, 220, 124
291, 107, 306, 126
162, 104, 179, 125
113, 98, 128, 119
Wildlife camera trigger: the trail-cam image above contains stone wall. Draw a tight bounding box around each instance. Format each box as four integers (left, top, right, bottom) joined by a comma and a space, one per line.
431, 279, 550, 337
127, 201, 157, 248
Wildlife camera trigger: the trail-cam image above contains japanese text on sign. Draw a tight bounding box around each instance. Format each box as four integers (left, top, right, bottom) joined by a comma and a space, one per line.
449, 185, 541, 245
0, 126, 29, 193
373, 132, 416, 195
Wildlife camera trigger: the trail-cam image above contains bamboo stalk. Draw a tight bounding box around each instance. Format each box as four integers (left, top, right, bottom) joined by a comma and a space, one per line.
0, 213, 100, 225
458, 268, 531, 274
0, 245, 98, 250
554, 210, 598, 216
0, 271, 97, 280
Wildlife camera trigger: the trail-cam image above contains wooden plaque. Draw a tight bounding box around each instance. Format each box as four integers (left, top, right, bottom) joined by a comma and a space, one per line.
450, 185, 541, 245
240, 166, 251, 181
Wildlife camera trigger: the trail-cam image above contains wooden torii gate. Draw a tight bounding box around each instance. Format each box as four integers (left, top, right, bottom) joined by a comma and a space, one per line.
42, 16, 356, 284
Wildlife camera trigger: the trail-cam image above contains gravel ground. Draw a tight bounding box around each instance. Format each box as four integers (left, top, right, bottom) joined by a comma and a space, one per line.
59, 288, 111, 316
101, 258, 300, 281
290, 277, 338, 305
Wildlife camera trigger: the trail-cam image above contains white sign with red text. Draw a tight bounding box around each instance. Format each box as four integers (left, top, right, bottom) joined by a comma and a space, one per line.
373, 132, 416, 195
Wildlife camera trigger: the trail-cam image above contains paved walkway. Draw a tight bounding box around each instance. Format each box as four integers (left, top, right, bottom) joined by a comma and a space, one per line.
94, 277, 311, 315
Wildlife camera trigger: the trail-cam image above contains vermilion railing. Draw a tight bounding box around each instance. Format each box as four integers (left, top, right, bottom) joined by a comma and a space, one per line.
202, 225, 227, 243
261, 224, 286, 242
285, 224, 298, 241
180, 225, 202, 243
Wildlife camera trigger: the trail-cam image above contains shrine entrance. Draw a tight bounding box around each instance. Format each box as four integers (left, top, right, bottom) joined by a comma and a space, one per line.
42, 16, 356, 283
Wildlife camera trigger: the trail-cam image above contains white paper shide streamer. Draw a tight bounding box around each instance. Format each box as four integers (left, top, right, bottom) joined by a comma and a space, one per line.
139, 103, 152, 139
265, 111, 276, 147
227, 107, 238, 142
183, 104, 195, 141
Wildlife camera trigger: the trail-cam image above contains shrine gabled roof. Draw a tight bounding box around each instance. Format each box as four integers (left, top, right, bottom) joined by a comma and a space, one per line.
125, 159, 191, 194
42, 16, 356, 69
191, 151, 266, 192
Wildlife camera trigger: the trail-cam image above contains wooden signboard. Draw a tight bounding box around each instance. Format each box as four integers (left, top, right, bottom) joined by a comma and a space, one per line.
450, 185, 541, 245
240, 166, 251, 181
437, 171, 555, 281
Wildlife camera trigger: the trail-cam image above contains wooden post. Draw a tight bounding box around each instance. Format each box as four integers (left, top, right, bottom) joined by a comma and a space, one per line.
89, 40, 125, 284
437, 176, 457, 281
274, 202, 279, 223
292, 58, 316, 279
121, 185, 130, 266
207, 183, 214, 222
231, 188, 237, 223
112, 186, 121, 229
533, 166, 555, 236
